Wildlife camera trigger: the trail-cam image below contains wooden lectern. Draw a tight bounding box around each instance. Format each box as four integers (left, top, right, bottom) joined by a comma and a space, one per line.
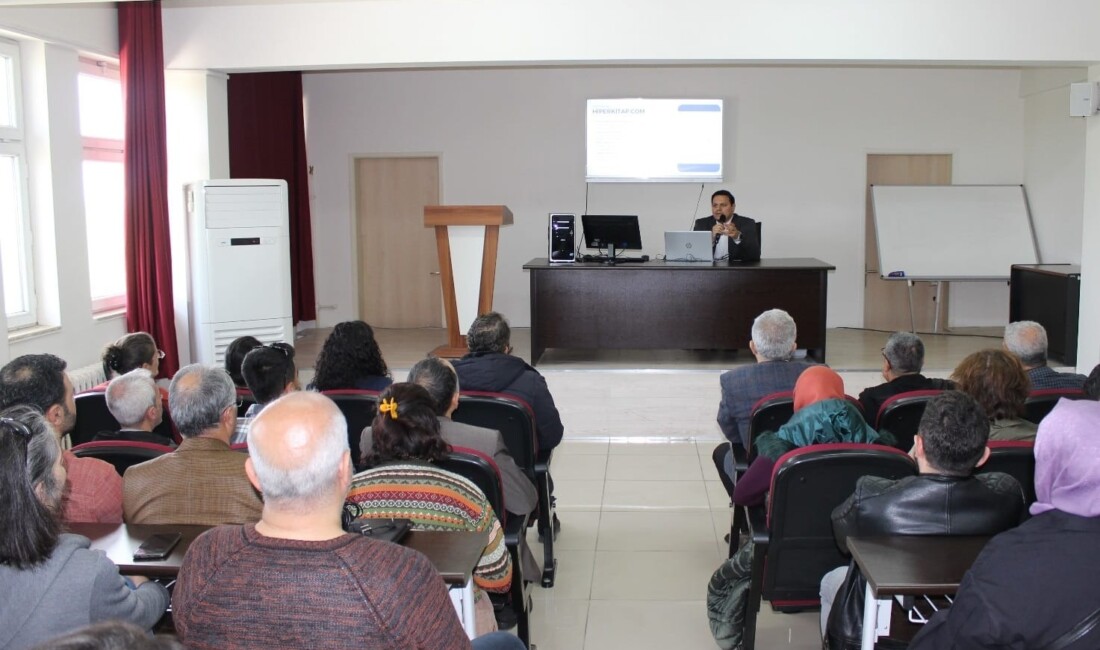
424, 205, 513, 358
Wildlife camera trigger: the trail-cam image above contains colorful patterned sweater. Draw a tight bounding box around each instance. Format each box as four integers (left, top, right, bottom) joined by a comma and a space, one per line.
347, 462, 512, 594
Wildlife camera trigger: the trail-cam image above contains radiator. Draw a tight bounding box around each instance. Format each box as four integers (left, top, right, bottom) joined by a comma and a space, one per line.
68, 363, 106, 394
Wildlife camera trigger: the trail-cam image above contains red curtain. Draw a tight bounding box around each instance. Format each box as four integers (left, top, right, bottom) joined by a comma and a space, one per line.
118, 1, 179, 378
227, 72, 317, 323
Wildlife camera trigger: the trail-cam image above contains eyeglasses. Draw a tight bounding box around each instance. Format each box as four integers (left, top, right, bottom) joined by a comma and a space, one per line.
156, 349, 166, 360
0, 416, 32, 440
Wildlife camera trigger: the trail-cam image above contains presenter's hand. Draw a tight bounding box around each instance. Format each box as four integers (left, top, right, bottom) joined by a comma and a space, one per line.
718, 222, 741, 239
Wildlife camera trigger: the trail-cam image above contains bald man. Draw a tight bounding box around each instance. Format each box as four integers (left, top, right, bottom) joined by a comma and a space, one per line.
174, 393, 523, 650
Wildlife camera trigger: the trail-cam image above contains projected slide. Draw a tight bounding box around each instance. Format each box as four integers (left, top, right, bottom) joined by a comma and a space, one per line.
586, 98, 723, 183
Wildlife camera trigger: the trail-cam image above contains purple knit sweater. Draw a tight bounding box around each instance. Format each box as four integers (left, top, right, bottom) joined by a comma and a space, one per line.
174, 524, 471, 649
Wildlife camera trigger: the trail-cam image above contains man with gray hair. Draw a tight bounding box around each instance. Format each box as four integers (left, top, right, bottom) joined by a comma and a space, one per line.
713, 309, 815, 496
96, 369, 173, 446
453, 312, 564, 451
1003, 321, 1087, 390
857, 331, 953, 423
174, 391, 521, 650
363, 356, 537, 516
123, 364, 263, 525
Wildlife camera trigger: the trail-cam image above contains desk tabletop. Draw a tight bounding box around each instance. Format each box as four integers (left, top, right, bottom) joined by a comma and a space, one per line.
848, 535, 991, 597
524, 257, 834, 271
69, 523, 488, 587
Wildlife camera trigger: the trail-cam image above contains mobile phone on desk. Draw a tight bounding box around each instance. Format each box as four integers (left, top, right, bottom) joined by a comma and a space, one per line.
133, 533, 182, 561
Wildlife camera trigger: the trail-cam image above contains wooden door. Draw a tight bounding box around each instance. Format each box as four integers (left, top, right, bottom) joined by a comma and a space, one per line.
355, 157, 441, 328
865, 154, 952, 332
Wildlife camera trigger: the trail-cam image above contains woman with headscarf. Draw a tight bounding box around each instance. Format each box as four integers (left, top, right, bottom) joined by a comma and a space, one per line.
732, 366, 888, 507
709, 366, 888, 650
909, 398, 1100, 649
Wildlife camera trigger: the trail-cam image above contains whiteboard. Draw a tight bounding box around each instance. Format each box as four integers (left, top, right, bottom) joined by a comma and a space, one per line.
871, 185, 1038, 281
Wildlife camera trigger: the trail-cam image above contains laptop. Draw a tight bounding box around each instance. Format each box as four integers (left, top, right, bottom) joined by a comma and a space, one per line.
664, 231, 714, 262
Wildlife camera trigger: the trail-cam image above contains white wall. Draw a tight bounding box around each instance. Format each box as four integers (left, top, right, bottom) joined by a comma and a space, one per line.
0, 5, 116, 56
162, 0, 1100, 71
1076, 65, 1100, 373
303, 65, 1025, 329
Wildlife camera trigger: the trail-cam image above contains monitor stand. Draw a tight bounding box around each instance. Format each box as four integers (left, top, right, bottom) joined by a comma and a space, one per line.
605, 242, 617, 265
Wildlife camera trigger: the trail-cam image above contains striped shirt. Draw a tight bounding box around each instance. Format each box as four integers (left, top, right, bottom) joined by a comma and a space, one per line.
347, 462, 512, 594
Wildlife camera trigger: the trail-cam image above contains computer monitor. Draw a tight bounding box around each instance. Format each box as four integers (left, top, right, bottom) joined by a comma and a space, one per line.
581, 215, 643, 251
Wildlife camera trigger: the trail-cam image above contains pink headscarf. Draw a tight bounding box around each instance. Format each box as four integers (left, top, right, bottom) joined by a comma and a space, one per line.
792, 366, 845, 412
1030, 398, 1100, 518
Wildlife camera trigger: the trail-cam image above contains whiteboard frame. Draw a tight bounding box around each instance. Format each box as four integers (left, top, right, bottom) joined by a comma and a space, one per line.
871, 184, 1040, 282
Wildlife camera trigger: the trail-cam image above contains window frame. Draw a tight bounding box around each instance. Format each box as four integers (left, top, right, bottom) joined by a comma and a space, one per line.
0, 38, 37, 330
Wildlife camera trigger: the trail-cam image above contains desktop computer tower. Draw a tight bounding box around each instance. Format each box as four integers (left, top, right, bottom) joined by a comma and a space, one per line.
549, 213, 575, 263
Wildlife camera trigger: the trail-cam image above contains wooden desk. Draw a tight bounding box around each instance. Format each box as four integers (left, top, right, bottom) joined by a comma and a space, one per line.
523, 258, 835, 365
69, 523, 488, 636
848, 536, 991, 650
1009, 264, 1081, 366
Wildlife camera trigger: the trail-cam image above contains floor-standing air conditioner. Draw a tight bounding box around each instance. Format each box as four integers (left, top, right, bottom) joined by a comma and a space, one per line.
185, 179, 294, 365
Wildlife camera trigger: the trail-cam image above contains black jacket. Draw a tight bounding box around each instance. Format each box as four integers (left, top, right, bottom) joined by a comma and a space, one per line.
692, 214, 761, 262
452, 352, 564, 451
857, 374, 954, 427
826, 472, 1027, 650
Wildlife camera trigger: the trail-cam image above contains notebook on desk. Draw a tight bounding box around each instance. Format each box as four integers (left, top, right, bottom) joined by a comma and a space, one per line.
664, 231, 713, 262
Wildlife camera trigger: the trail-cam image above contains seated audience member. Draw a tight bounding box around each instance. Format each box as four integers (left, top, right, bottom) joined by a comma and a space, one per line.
235, 342, 299, 443
174, 392, 522, 650
820, 391, 1027, 649
1003, 320, 1087, 389
96, 369, 174, 447
347, 383, 512, 636
0, 408, 168, 648
29, 622, 183, 650
123, 364, 263, 525
707, 367, 889, 650
453, 311, 564, 451
99, 332, 166, 387
362, 355, 537, 517
224, 335, 262, 389
1084, 363, 1100, 400
310, 320, 393, 392
952, 349, 1037, 441
858, 331, 953, 423
909, 399, 1100, 649
713, 308, 815, 496
0, 354, 122, 524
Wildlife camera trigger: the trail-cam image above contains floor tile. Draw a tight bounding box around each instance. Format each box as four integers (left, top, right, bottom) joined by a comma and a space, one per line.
754, 608, 823, 649
584, 600, 715, 649
551, 454, 608, 481
531, 549, 595, 601
526, 598, 589, 650
554, 439, 610, 455
608, 440, 701, 455
526, 510, 601, 551
605, 454, 703, 481
597, 511, 717, 552
601, 480, 710, 511
705, 480, 733, 510
590, 550, 721, 601
551, 479, 605, 511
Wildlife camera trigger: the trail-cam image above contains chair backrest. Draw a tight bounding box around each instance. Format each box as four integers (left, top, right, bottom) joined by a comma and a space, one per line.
763, 443, 918, 606
747, 391, 795, 460
436, 446, 507, 524
236, 387, 258, 417
70, 440, 174, 476
1024, 389, 1088, 424
977, 440, 1037, 506
875, 389, 944, 451
73, 389, 177, 447
322, 390, 380, 468
452, 391, 538, 476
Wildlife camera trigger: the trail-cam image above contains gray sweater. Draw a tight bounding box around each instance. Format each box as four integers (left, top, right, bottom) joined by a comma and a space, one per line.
0, 533, 169, 649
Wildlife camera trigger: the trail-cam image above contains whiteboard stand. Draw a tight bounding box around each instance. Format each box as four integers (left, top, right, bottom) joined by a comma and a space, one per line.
904, 280, 945, 334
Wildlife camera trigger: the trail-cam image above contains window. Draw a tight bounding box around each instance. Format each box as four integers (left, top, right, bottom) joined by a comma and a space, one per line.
79, 58, 126, 314
0, 39, 36, 330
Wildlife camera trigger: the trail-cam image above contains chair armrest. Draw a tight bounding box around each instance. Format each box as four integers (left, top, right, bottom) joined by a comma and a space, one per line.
535, 449, 553, 475
503, 512, 529, 548
731, 444, 749, 476
745, 504, 769, 547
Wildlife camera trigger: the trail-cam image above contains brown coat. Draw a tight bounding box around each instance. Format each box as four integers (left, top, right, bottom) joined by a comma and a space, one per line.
122, 437, 263, 525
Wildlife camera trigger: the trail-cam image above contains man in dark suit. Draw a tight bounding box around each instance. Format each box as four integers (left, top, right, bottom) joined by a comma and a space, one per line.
692, 190, 761, 262
97, 368, 175, 447
858, 331, 953, 425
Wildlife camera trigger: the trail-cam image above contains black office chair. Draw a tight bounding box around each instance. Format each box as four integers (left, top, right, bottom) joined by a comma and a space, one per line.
453, 391, 556, 588
1024, 388, 1088, 424
977, 440, 1037, 507
322, 389, 380, 469
438, 447, 533, 648
70, 440, 175, 476
236, 387, 258, 417
73, 390, 177, 447
875, 389, 944, 453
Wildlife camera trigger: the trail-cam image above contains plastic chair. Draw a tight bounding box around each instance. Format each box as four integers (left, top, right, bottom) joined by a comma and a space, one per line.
1023, 388, 1088, 424
236, 387, 258, 417
321, 389, 380, 468
438, 447, 533, 648
740, 443, 918, 650
70, 440, 175, 476
875, 389, 944, 452
977, 440, 1037, 506
453, 391, 557, 588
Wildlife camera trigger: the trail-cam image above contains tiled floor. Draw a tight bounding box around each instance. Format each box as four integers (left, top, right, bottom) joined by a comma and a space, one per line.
291, 324, 1023, 649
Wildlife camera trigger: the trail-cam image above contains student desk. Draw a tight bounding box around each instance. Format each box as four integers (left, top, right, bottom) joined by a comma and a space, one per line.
70, 523, 488, 638
848, 535, 991, 650
523, 258, 834, 365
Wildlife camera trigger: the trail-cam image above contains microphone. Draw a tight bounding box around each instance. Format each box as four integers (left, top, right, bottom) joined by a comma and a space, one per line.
689, 183, 705, 230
